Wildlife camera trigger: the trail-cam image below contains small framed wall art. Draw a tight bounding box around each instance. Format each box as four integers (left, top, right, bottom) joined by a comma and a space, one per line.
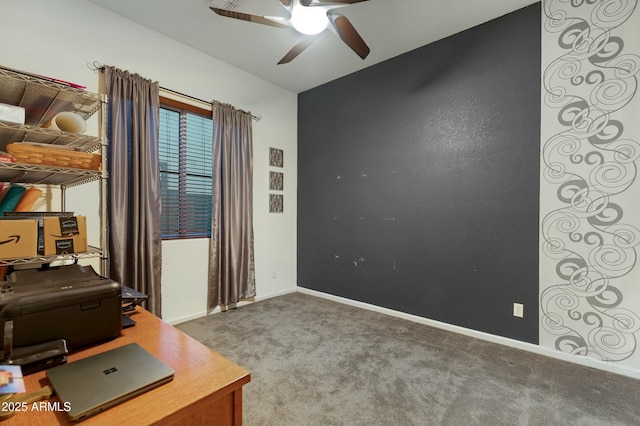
269, 147, 284, 168
270, 171, 284, 191
269, 194, 283, 213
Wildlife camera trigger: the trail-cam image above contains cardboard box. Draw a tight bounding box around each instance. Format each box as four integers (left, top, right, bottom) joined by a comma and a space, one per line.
43, 215, 87, 255
3, 212, 75, 254
0, 219, 38, 259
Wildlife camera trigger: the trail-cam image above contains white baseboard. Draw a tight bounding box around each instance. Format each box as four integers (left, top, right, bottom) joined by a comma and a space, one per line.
257, 287, 297, 302
167, 286, 297, 325
296, 287, 640, 380
166, 311, 208, 325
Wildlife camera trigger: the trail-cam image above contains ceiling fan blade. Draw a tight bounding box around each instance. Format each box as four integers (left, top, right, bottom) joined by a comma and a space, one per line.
279, 0, 294, 14
278, 37, 317, 64
210, 7, 289, 29
328, 13, 370, 59
308, 0, 369, 4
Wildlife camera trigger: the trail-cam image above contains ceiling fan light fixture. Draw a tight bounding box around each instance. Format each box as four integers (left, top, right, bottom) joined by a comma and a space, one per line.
210, 0, 371, 63
290, 7, 328, 35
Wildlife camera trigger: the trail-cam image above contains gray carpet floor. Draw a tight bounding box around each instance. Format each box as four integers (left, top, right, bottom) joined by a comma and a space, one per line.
176, 292, 640, 426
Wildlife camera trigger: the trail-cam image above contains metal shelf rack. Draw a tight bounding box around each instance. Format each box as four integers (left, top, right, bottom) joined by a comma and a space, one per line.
0, 66, 108, 274
0, 246, 103, 267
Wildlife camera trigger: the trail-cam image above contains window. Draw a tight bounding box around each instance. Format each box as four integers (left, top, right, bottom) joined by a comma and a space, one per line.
159, 97, 213, 239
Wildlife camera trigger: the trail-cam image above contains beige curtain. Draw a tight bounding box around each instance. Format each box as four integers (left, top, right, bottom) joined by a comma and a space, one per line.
208, 101, 256, 310
103, 66, 163, 317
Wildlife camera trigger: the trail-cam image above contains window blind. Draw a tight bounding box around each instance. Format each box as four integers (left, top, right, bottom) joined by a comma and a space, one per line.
159, 105, 213, 239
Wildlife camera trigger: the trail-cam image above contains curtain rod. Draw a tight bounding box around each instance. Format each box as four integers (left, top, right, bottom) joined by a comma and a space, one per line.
161, 87, 261, 122
88, 61, 261, 121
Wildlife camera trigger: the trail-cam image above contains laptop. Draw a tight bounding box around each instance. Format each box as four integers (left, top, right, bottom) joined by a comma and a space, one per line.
46, 343, 175, 421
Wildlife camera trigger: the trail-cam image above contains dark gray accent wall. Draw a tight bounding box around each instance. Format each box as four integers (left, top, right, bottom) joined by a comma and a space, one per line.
298, 3, 541, 343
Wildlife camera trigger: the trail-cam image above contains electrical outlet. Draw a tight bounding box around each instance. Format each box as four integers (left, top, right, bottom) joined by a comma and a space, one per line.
513, 303, 524, 318
272, 270, 277, 279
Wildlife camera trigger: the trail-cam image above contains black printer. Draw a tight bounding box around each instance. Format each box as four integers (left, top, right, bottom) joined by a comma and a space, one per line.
0, 264, 122, 351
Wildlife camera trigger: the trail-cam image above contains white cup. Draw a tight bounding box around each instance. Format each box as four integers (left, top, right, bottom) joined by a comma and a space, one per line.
44, 111, 86, 134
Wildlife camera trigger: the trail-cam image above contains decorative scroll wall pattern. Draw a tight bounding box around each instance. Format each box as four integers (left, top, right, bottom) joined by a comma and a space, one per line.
540, 0, 640, 367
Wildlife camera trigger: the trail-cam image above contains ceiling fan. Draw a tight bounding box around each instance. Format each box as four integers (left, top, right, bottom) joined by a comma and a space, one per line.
209, 0, 371, 64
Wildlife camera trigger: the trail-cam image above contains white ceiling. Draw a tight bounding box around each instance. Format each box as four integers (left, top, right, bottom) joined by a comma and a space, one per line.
84, 0, 538, 93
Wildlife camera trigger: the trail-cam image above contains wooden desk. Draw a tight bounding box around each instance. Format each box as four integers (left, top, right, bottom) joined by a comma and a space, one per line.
4, 308, 251, 425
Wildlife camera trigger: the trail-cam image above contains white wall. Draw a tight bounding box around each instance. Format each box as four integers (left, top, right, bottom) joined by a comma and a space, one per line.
1, 0, 298, 324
